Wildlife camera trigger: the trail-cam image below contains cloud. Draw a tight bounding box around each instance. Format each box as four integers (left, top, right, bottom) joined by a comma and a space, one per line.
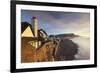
21, 10, 90, 35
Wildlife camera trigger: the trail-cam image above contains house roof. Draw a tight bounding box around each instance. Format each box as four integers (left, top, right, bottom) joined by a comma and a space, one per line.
21, 22, 34, 36
21, 22, 31, 33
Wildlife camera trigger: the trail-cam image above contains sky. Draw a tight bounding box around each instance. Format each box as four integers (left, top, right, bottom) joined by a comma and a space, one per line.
21, 10, 90, 36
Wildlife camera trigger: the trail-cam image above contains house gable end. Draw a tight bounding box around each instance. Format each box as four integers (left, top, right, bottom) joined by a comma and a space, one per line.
22, 26, 34, 37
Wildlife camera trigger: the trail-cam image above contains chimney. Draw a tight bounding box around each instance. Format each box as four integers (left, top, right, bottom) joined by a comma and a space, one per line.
31, 17, 38, 37
31, 17, 38, 48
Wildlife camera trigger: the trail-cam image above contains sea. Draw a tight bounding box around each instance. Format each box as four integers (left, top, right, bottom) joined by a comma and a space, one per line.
71, 37, 90, 60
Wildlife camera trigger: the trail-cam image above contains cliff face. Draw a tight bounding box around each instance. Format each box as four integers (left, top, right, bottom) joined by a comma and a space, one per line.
54, 38, 78, 61
21, 37, 56, 63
